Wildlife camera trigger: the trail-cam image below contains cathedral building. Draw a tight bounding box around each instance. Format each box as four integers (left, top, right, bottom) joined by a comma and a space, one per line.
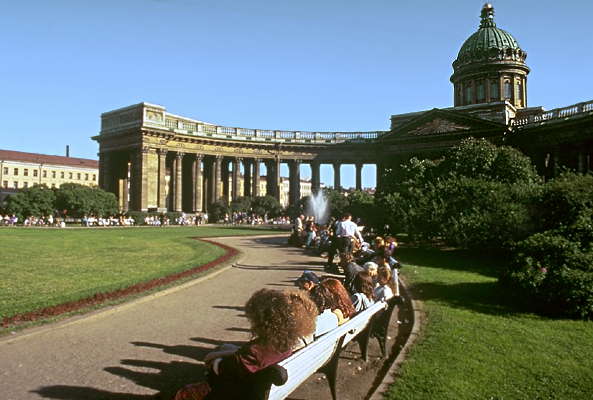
94, 4, 592, 213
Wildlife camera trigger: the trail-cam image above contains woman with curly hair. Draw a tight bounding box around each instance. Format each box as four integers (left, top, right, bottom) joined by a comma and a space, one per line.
351, 271, 375, 313
173, 289, 317, 400
320, 278, 356, 323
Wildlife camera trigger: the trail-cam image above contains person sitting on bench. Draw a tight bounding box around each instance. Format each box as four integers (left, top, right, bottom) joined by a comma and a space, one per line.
351, 271, 375, 313
173, 289, 317, 400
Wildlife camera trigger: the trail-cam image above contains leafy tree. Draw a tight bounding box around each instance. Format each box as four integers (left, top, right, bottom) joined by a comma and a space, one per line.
322, 188, 349, 219
251, 196, 281, 218
4, 185, 56, 220
439, 137, 540, 184
230, 196, 253, 213
207, 200, 230, 222
54, 183, 117, 217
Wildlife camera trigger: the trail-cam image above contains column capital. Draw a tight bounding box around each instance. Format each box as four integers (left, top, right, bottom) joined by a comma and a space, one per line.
234, 157, 242, 163
175, 152, 185, 160
157, 148, 168, 156
194, 153, 204, 161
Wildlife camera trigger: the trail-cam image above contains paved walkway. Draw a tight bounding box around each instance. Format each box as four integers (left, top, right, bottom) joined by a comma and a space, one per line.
1, 235, 328, 400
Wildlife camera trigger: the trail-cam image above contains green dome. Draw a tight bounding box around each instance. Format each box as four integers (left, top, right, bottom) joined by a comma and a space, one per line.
458, 25, 520, 58
454, 4, 526, 67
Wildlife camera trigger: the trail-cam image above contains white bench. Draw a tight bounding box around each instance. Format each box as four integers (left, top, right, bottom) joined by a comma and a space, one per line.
266, 300, 389, 400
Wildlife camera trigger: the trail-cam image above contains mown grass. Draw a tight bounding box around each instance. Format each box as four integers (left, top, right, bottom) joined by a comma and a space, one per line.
0, 226, 279, 321
387, 248, 593, 400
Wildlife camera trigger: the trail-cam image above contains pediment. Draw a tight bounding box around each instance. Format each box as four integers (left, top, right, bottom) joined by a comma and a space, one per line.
384, 108, 507, 141
408, 118, 471, 136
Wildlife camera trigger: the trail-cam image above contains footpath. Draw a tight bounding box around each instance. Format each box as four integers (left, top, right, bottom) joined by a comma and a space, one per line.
0, 235, 411, 400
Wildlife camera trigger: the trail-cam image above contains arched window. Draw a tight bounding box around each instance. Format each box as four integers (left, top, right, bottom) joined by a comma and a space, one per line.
504, 80, 512, 100
490, 80, 499, 101
477, 81, 485, 102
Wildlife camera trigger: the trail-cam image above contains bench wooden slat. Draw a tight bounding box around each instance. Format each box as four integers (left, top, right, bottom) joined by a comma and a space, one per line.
267, 301, 387, 400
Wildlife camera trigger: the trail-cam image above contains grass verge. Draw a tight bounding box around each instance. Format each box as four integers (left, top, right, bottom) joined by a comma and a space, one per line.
386, 247, 593, 400
0, 226, 279, 331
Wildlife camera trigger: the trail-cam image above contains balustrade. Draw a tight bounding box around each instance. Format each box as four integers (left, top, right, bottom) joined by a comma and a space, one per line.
511, 99, 593, 127
148, 110, 385, 143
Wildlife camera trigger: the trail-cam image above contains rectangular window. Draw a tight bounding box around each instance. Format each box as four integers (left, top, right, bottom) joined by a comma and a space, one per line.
24, 169, 29, 176
3, 181, 7, 188
85, 173, 89, 180
3, 167, 7, 175
465, 86, 473, 104
490, 81, 499, 100
60, 171, 64, 179
69, 172, 73, 179
477, 82, 485, 102
515, 82, 523, 106
14, 168, 18, 176
13, 181, 18, 188
52, 171, 56, 178
504, 80, 512, 99
92, 174, 96, 180
33, 169, 38, 177
23, 182, 28, 188
43, 170, 47, 178
77, 173, 81, 180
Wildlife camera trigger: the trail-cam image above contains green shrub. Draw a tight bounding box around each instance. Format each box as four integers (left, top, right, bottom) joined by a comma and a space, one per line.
439, 178, 537, 249
507, 229, 593, 319
534, 172, 593, 230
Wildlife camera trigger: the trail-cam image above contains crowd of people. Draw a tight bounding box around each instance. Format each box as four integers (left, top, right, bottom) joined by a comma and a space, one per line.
172, 211, 402, 400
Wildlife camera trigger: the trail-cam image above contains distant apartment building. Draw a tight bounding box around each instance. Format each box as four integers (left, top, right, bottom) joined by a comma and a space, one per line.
221, 174, 312, 207
0, 149, 98, 195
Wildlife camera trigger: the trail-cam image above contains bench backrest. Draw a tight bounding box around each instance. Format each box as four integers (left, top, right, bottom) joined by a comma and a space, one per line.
267, 300, 386, 400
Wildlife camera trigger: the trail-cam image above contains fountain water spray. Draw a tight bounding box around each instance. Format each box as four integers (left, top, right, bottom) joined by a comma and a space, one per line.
306, 191, 329, 224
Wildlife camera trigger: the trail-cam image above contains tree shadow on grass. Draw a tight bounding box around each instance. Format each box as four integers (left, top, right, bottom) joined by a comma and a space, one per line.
397, 247, 503, 278
411, 280, 523, 317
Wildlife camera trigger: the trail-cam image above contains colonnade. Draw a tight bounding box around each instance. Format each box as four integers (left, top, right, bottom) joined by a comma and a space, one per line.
99, 148, 378, 213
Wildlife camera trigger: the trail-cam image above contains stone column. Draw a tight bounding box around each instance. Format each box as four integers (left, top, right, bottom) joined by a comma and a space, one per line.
333, 162, 341, 190
214, 155, 222, 202
376, 162, 384, 193
289, 159, 301, 206
193, 154, 203, 212
266, 158, 280, 201
243, 159, 252, 197
117, 159, 130, 213
174, 152, 184, 212
252, 158, 260, 197
355, 162, 363, 191
157, 149, 168, 211
222, 159, 230, 203
311, 160, 320, 194
98, 152, 113, 194
129, 146, 152, 211
232, 158, 241, 201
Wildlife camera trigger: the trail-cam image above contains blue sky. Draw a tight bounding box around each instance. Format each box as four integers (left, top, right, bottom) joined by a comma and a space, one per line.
1, 0, 591, 188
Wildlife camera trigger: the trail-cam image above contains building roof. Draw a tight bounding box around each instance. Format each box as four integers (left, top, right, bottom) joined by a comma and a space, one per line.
0, 149, 98, 169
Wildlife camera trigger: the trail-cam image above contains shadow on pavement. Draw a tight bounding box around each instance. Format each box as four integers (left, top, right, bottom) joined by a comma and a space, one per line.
33, 340, 223, 400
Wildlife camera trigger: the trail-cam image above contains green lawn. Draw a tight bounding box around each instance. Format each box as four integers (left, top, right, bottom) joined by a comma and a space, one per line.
0, 226, 279, 324
387, 248, 593, 400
